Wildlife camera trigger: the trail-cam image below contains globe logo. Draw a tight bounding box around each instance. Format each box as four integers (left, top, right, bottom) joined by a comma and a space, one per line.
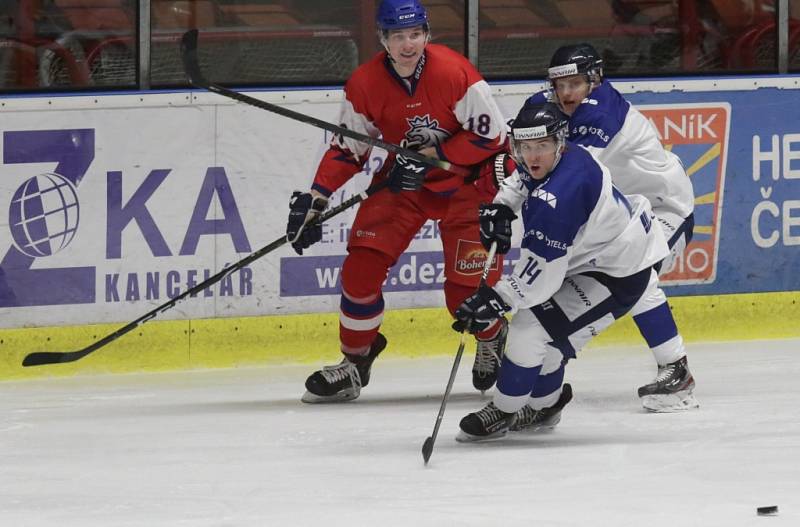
8, 173, 80, 258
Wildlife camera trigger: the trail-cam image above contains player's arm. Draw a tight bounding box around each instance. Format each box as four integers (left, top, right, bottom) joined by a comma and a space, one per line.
453, 231, 570, 334
494, 246, 569, 313
437, 78, 507, 167
311, 82, 380, 197
286, 82, 378, 254
567, 108, 621, 153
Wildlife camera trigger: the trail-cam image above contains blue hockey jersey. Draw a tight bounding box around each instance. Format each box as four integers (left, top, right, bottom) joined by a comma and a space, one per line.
493, 144, 668, 312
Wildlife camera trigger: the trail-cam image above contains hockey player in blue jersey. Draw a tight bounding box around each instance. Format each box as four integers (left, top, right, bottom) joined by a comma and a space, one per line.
453, 102, 669, 441
526, 43, 698, 412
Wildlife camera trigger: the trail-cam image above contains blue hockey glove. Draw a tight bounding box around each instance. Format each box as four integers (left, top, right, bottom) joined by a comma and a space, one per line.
479, 203, 517, 254
286, 191, 328, 255
452, 284, 511, 334
388, 140, 431, 193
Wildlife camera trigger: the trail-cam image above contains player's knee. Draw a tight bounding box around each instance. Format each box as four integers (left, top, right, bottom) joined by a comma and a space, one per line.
540, 347, 565, 375
505, 319, 550, 368
341, 247, 394, 301
630, 270, 665, 316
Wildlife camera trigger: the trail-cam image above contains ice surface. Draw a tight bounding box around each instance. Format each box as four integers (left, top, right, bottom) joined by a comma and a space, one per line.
1, 339, 799, 526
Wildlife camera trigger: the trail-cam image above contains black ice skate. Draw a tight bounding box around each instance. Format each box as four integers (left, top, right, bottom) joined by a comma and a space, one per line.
301, 333, 387, 404
456, 402, 517, 442
472, 318, 508, 392
637, 356, 699, 412
510, 383, 573, 432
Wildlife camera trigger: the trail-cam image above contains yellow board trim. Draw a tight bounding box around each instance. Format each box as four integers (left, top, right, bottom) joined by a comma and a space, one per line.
2, 291, 799, 380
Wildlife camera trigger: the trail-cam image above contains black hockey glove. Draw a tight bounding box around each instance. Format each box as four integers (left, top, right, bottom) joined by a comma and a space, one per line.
452, 284, 511, 334
286, 191, 328, 255
479, 203, 517, 255
387, 140, 431, 193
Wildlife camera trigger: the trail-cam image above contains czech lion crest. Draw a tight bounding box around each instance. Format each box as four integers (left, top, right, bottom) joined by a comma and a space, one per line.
405, 115, 450, 147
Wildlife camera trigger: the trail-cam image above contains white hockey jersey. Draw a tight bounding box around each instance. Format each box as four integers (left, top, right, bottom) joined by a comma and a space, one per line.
493, 144, 668, 312
528, 82, 694, 218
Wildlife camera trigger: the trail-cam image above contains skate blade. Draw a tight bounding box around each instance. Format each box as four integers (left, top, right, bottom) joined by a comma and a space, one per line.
510, 415, 561, 433
301, 388, 359, 404
455, 429, 508, 443
641, 391, 699, 413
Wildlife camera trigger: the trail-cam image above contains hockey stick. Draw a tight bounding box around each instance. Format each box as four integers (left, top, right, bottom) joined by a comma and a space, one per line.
180, 29, 471, 177
422, 241, 498, 465
21, 180, 389, 367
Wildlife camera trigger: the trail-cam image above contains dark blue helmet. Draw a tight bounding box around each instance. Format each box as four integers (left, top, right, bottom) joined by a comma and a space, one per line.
509, 102, 569, 175
548, 43, 604, 83
376, 0, 428, 32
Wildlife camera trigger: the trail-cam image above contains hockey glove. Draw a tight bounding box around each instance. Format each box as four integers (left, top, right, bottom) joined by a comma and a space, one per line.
286, 191, 328, 255
387, 140, 431, 193
479, 203, 517, 254
452, 284, 511, 334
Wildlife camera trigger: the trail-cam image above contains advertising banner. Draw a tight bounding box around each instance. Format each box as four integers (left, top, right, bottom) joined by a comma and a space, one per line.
1, 80, 799, 329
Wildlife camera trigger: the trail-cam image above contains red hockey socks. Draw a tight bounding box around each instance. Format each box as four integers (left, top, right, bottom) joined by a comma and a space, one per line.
339, 247, 393, 356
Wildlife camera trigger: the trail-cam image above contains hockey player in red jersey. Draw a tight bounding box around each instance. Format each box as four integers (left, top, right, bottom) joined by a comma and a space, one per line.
285, 0, 510, 403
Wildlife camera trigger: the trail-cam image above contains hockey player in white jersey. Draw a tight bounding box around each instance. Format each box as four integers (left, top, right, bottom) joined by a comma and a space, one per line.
526, 43, 698, 412
453, 102, 669, 441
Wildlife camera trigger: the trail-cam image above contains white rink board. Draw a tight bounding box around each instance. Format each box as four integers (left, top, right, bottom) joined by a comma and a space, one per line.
3, 75, 798, 329
0, 86, 534, 329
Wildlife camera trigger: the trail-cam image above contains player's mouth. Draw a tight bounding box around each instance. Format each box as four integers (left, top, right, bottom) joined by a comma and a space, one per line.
560, 100, 577, 114
528, 163, 542, 176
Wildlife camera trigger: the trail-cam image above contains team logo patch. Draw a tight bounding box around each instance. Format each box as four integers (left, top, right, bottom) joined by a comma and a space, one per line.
405, 115, 450, 147
532, 188, 558, 208
548, 64, 579, 78
513, 126, 547, 140
454, 239, 499, 276
639, 103, 731, 285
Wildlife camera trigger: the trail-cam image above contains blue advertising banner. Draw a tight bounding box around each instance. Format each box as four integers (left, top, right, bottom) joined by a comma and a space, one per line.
625, 87, 800, 296
280, 84, 800, 299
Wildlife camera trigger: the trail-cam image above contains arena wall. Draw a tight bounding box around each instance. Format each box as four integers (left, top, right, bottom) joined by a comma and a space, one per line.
1, 77, 799, 379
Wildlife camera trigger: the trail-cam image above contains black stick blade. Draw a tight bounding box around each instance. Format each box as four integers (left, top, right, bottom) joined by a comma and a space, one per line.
421, 436, 434, 465
22, 350, 86, 367
180, 29, 206, 87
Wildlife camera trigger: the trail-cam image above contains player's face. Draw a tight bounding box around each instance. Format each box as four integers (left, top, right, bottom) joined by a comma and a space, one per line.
517, 138, 559, 180
552, 75, 591, 115
385, 26, 428, 72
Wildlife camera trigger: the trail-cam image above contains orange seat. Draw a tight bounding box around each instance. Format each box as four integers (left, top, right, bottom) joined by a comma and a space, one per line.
152, 0, 217, 29
219, 4, 302, 27
54, 0, 132, 31
482, 5, 546, 28
554, 0, 614, 28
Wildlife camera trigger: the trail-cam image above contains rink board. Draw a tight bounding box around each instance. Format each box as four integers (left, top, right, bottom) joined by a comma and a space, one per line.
1, 290, 798, 379
1, 76, 800, 378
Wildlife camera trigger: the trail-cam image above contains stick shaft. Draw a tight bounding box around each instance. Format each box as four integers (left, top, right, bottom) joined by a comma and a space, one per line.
180, 29, 471, 177
422, 242, 498, 464
22, 181, 388, 367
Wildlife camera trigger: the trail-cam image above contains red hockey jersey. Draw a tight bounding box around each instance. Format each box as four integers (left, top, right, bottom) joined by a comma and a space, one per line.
312, 44, 507, 195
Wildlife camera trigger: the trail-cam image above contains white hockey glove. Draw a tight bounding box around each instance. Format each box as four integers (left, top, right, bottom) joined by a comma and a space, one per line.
286, 191, 328, 255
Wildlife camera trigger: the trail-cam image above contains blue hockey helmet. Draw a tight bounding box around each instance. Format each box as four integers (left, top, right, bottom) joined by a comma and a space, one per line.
376, 0, 429, 32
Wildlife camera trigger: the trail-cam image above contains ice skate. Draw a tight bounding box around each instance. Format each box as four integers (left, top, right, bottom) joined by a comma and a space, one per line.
456, 402, 517, 442
301, 333, 387, 403
472, 318, 508, 392
638, 356, 699, 412
510, 383, 573, 432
